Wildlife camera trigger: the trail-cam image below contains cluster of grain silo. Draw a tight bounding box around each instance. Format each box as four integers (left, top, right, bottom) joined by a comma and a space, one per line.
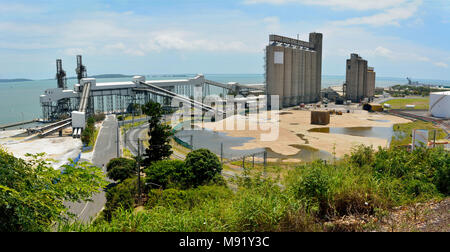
345, 54, 376, 103
266, 33, 323, 109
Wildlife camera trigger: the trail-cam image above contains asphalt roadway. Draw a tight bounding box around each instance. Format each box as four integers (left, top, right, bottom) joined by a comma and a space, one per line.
65, 115, 119, 223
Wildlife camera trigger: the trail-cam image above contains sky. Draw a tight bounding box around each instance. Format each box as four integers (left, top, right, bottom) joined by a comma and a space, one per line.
0, 0, 449, 80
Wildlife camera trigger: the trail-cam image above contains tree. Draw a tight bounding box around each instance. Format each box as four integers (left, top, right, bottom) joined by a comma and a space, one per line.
106, 158, 137, 183
184, 149, 222, 188
142, 101, 173, 167
104, 177, 143, 221
0, 148, 107, 232
144, 160, 187, 189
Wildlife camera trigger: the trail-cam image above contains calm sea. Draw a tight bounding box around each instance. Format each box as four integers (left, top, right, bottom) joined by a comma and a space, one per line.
1, 74, 449, 125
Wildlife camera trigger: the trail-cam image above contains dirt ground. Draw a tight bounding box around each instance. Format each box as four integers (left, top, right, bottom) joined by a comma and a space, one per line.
0, 128, 81, 169
199, 109, 412, 159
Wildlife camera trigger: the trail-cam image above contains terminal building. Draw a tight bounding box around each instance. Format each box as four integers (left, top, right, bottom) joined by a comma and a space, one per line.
345, 54, 376, 103
265, 33, 323, 109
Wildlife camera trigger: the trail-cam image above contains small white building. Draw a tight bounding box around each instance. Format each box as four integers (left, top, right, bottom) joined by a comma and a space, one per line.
430, 91, 450, 119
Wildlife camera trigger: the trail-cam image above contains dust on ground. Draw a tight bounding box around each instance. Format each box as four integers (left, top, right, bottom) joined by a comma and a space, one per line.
199, 109, 411, 159
0, 128, 82, 169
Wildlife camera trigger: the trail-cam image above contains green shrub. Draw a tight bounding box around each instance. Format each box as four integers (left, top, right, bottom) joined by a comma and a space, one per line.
104, 178, 142, 220
184, 149, 222, 188
106, 158, 137, 182
144, 160, 187, 189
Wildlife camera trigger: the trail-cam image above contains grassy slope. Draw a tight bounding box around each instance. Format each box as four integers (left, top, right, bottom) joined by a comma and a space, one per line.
391, 121, 447, 146
383, 98, 430, 110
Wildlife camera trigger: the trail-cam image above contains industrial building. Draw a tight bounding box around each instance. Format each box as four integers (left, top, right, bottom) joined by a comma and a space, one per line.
265, 33, 323, 109
39, 56, 265, 137
430, 91, 450, 118
345, 54, 376, 103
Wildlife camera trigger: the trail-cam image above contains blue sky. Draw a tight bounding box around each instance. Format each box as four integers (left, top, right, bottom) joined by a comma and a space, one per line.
0, 0, 449, 80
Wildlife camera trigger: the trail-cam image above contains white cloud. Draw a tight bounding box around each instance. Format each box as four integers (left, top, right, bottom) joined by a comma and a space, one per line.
434, 62, 448, 68
243, 0, 408, 11
245, 0, 423, 27
0, 3, 44, 13
332, 0, 422, 26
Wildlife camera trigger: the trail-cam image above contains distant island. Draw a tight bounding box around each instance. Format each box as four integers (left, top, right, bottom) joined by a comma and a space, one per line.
0, 79, 33, 83
67, 74, 135, 79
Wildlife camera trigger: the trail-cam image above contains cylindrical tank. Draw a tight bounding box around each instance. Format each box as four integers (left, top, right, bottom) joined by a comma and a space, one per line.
283, 46, 293, 108
430, 92, 450, 118
291, 48, 300, 106
304, 50, 312, 103
299, 49, 305, 104
266, 45, 285, 109
310, 51, 317, 103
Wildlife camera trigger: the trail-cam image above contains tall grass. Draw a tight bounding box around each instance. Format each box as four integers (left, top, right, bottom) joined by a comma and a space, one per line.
61, 145, 449, 232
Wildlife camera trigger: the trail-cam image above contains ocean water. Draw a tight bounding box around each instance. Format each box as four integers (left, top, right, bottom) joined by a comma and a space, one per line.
1, 74, 449, 125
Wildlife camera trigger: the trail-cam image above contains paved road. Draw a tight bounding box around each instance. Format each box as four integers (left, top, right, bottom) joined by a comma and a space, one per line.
125, 123, 148, 156
65, 115, 119, 223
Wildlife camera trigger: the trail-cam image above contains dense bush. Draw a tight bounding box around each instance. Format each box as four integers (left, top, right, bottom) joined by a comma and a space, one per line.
106, 158, 137, 182
0, 148, 106, 232
104, 178, 143, 220
81, 116, 96, 146
184, 149, 222, 188
63, 145, 449, 232
144, 160, 187, 189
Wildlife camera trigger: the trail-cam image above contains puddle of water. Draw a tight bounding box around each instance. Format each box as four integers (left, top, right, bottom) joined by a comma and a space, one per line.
308, 126, 395, 140
368, 119, 391, 123
296, 134, 310, 144
176, 128, 333, 163
175, 129, 261, 159
266, 144, 334, 163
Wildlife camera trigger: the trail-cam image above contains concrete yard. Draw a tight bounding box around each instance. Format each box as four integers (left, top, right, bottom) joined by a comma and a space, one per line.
199, 109, 412, 160
0, 129, 82, 169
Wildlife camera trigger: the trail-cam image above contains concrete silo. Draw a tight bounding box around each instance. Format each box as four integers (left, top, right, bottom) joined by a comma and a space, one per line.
310, 51, 317, 103
291, 48, 300, 106
304, 51, 312, 103
266, 44, 285, 109
283, 46, 293, 108
266, 33, 323, 109
299, 49, 306, 104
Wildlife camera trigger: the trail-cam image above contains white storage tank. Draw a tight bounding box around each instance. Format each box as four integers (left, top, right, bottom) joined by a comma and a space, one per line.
430, 91, 450, 118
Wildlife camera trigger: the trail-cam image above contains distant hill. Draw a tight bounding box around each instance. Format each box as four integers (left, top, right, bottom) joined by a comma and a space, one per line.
67, 74, 134, 80
0, 78, 33, 83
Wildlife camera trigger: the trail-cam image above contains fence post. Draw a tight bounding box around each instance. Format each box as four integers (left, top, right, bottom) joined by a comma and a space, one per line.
252, 155, 255, 169
263, 151, 267, 177
242, 156, 245, 169
220, 142, 224, 165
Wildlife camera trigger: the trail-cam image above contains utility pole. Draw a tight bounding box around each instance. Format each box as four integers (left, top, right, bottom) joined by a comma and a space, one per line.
117, 121, 120, 158
137, 138, 142, 205
220, 142, 224, 165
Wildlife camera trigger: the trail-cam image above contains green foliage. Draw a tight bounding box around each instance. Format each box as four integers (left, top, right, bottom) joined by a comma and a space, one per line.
104, 178, 143, 221
142, 101, 173, 166
62, 145, 449, 232
106, 158, 137, 182
0, 148, 107, 232
81, 116, 97, 146
391, 121, 447, 147
184, 149, 222, 188
144, 160, 187, 189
